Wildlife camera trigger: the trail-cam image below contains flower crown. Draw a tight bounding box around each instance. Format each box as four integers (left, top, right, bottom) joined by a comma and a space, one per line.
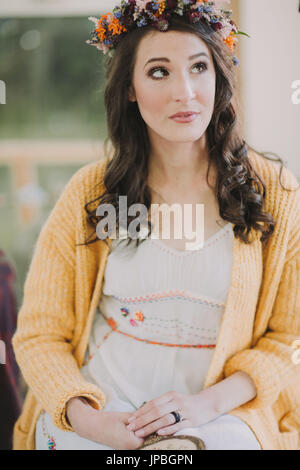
86, 0, 249, 66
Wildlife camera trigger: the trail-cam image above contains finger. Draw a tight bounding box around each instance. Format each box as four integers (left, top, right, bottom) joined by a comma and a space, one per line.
134, 412, 178, 438
127, 406, 168, 431
128, 399, 185, 432
124, 424, 144, 444
140, 408, 190, 437
131, 432, 144, 445
156, 419, 190, 436
127, 392, 176, 424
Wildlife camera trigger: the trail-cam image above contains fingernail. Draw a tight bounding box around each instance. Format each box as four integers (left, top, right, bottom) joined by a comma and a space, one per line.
128, 416, 135, 422
127, 423, 135, 431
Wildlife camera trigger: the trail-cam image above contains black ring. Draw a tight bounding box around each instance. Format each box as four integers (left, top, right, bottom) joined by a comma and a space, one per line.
170, 411, 181, 423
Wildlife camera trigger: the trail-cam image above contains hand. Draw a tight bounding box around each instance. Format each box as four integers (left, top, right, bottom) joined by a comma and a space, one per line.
125, 389, 219, 438
66, 396, 145, 450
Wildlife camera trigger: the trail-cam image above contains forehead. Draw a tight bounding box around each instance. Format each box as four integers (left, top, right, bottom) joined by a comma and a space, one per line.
135, 30, 211, 63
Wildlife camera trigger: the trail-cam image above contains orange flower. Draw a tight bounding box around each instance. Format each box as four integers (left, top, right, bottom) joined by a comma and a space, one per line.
223, 32, 235, 51
154, 0, 166, 18
135, 311, 144, 322
108, 17, 127, 35
96, 21, 107, 41
158, 0, 166, 15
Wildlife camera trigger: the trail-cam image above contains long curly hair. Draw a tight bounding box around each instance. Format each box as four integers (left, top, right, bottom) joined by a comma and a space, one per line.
81, 14, 297, 249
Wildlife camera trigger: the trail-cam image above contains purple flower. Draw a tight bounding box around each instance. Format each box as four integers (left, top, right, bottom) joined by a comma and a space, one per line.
233, 56, 240, 67
137, 17, 148, 27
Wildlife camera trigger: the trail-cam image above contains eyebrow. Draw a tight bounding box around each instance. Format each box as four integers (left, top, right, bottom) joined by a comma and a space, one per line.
144, 52, 209, 68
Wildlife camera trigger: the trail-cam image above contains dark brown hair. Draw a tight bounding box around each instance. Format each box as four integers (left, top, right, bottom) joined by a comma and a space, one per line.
81, 14, 298, 249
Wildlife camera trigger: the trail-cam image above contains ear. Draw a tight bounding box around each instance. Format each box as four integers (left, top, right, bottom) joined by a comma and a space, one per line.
128, 85, 136, 102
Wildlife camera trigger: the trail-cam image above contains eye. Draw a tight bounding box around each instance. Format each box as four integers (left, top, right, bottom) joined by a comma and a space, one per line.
147, 62, 208, 80
192, 62, 208, 73
147, 67, 168, 80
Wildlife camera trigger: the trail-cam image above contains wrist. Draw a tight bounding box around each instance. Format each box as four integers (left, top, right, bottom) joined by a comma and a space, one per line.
66, 396, 106, 442
196, 386, 222, 419
66, 396, 91, 428
205, 371, 258, 416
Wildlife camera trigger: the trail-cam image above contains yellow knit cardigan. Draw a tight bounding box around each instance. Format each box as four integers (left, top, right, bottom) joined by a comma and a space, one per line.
12, 149, 300, 450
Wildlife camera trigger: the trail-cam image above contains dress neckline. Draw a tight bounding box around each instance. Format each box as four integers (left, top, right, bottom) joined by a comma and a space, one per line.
149, 222, 232, 255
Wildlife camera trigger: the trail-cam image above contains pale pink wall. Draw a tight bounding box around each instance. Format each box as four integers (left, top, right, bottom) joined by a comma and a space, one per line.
238, 0, 300, 178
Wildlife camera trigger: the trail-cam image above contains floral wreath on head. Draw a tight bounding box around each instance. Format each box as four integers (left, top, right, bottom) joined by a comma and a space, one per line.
86, 0, 249, 66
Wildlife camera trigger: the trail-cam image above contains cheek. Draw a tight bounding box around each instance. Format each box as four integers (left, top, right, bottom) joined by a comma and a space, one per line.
202, 76, 216, 109
196, 77, 215, 105
137, 84, 166, 117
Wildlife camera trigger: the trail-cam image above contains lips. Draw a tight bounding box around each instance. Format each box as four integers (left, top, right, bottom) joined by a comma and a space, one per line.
170, 111, 200, 118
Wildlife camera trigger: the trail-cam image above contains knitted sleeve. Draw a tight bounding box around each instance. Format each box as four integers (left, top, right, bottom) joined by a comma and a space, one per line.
223, 188, 300, 410
11, 167, 107, 432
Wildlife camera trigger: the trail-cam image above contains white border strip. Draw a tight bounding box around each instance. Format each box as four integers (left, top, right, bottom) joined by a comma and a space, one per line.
0, 0, 111, 17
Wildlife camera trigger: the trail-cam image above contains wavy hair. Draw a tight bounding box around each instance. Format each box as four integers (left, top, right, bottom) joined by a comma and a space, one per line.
81, 14, 298, 249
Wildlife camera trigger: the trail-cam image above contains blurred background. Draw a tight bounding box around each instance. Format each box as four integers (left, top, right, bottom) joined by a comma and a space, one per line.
0, 0, 299, 449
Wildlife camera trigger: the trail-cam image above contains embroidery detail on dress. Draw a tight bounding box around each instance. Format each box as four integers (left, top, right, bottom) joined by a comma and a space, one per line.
119, 305, 220, 335
120, 307, 145, 327
120, 307, 129, 317
144, 317, 218, 334
107, 317, 118, 329
81, 328, 113, 367
41, 410, 57, 450
81, 315, 217, 366
106, 317, 216, 348
114, 289, 225, 308
139, 324, 218, 341
47, 437, 56, 451
135, 311, 144, 322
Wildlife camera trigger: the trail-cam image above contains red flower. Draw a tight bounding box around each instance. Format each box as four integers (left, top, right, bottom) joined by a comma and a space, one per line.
212, 21, 223, 31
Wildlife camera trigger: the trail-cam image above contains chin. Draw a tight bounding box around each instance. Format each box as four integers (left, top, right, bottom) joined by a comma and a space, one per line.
164, 130, 206, 143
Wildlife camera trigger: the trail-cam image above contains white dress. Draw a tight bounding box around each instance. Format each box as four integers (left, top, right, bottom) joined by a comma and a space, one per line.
35, 223, 261, 450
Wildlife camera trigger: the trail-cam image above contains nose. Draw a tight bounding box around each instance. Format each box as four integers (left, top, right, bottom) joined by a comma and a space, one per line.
171, 72, 197, 102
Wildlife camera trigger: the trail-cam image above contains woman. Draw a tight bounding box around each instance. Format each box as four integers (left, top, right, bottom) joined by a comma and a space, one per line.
12, 1, 300, 450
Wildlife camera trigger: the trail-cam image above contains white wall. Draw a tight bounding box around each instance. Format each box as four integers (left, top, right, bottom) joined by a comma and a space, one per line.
239, 0, 300, 178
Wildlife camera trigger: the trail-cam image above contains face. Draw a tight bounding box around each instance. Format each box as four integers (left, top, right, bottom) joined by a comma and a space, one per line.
129, 30, 216, 145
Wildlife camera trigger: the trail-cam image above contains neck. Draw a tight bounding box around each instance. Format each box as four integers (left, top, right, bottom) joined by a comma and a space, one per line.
147, 132, 215, 194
